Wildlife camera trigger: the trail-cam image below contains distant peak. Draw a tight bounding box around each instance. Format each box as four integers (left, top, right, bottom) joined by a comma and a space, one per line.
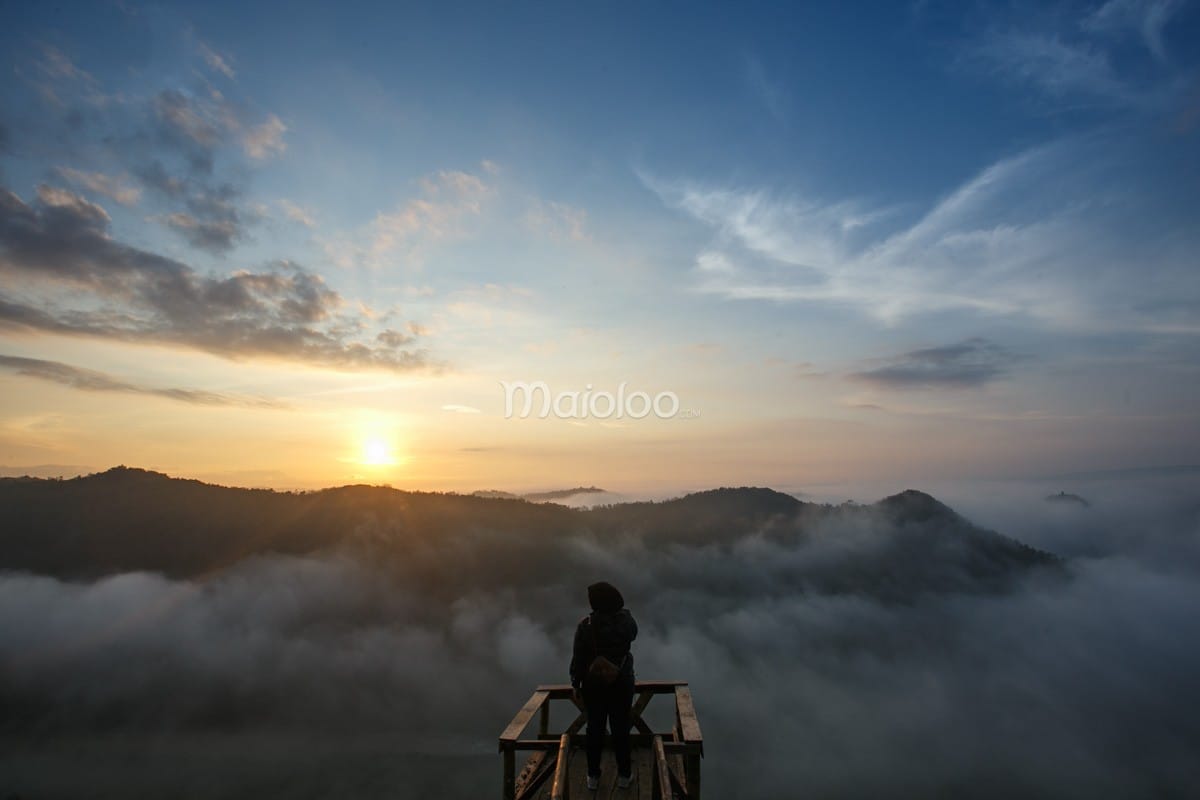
875, 489, 956, 523
670, 486, 804, 514
522, 486, 607, 502
1045, 491, 1090, 508
93, 466, 171, 480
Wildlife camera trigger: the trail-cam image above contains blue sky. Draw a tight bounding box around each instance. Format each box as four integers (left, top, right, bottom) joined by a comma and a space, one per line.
0, 0, 1198, 490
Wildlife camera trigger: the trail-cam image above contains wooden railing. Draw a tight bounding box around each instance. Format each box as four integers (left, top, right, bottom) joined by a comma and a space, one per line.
499, 680, 703, 800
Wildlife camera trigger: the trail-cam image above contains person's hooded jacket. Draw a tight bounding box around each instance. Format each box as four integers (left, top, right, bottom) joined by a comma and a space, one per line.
570, 581, 638, 689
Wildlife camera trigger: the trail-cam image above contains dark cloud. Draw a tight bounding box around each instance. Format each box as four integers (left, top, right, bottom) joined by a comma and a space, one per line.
376, 328, 417, 348
0, 185, 428, 371
6, 43, 278, 255
0, 354, 285, 408
162, 211, 240, 253
851, 337, 1023, 388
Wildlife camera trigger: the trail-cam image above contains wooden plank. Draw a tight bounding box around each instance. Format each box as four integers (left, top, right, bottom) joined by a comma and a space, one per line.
501, 690, 550, 746
637, 747, 653, 800
565, 711, 587, 735
630, 689, 655, 736
631, 690, 655, 721
668, 753, 687, 797
550, 734, 571, 800
536, 681, 688, 696
673, 686, 703, 752
515, 751, 555, 800
652, 736, 672, 800
666, 759, 688, 800
515, 736, 700, 752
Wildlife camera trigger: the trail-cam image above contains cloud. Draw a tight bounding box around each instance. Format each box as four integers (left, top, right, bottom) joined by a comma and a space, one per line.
965, 0, 1188, 109
324, 168, 492, 269
197, 42, 236, 79
743, 54, 788, 120
278, 199, 315, 228
136, 168, 251, 253
647, 134, 1200, 331
974, 30, 1131, 104
0, 354, 286, 408
241, 114, 287, 160
442, 404, 481, 414
37, 44, 94, 83
0, 479, 1198, 797
54, 167, 142, 206
524, 199, 589, 241
1083, 0, 1184, 61
0, 185, 429, 371
850, 338, 1023, 389
153, 88, 225, 153
161, 211, 241, 253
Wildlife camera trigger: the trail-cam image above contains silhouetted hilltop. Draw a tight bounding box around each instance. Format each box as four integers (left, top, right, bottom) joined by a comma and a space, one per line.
471, 486, 609, 503
876, 489, 956, 524
0, 468, 1059, 599
521, 486, 607, 502
1045, 491, 1090, 507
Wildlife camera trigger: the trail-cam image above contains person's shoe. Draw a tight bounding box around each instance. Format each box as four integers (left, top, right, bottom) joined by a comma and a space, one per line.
617, 773, 633, 789
586, 774, 600, 791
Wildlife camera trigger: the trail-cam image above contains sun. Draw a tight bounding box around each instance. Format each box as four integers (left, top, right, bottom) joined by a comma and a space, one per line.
360, 437, 396, 466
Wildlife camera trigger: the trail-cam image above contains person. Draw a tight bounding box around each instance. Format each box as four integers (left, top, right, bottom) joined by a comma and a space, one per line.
570, 581, 638, 791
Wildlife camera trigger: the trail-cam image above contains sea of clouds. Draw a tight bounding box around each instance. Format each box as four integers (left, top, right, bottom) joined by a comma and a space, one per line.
1, 474, 1198, 799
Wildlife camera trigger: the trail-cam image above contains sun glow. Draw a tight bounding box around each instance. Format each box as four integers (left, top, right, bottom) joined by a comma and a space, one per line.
360, 437, 397, 466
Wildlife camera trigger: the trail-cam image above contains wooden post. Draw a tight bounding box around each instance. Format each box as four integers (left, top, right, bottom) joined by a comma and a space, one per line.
685, 751, 701, 800
550, 733, 571, 800
674, 685, 703, 800
652, 735, 671, 800
502, 742, 515, 800
540, 698, 551, 737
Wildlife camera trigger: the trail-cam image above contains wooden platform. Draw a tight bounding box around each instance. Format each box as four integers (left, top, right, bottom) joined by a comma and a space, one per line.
521, 746, 658, 800
499, 681, 701, 800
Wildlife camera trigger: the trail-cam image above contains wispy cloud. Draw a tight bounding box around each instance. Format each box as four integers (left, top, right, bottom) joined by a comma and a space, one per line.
241, 114, 287, 160
324, 166, 493, 269
197, 42, 236, 79
0, 354, 286, 408
967, 0, 1187, 109
849, 338, 1023, 389
442, 404, 481, 414
53, 167, 141, 206
279, 199, 316, 228
973, 30, 1131, 104
524, 199, 589, 241
1083, 0, 1184, 62
646, 134, 1200, 332
744, 54, 789, 120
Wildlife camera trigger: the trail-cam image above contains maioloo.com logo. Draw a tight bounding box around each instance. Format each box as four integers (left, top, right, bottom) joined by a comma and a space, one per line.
500, 381, 695, 420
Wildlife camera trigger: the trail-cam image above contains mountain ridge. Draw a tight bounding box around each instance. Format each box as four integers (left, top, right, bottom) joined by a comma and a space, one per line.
0, 467, 1059, 599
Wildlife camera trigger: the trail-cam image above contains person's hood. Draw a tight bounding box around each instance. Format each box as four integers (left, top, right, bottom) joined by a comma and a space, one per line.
587, 581, 624, 613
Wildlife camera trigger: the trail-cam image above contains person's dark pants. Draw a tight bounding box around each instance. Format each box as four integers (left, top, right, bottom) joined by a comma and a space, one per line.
583, 676, 635, 777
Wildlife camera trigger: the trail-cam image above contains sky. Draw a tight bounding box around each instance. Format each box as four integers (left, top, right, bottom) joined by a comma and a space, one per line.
0, 0, 1198, 491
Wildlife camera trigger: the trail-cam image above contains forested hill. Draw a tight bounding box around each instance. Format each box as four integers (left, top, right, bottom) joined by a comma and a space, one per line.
0, 467, 1057, 599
